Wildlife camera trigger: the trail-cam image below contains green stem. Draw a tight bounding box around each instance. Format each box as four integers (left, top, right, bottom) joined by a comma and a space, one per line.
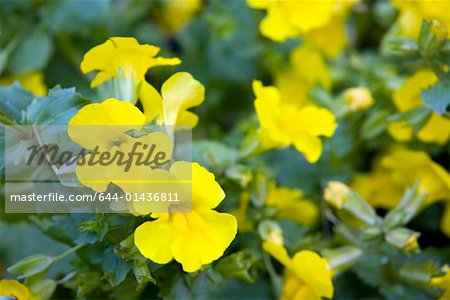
53, 243, 85, 261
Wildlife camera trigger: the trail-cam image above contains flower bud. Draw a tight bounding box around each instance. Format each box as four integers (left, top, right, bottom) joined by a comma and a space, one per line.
324, 181, 349, 209
7, 254, 53, 279
322, 246, 362, 276
344, 87, 374, 111
258, 220, 283, 245
385, 228, 420, 252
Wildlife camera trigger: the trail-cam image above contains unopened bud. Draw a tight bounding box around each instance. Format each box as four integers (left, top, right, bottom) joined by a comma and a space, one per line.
345, 87, 374, 111
385, 228, 420, 252
324, 181, 349, 209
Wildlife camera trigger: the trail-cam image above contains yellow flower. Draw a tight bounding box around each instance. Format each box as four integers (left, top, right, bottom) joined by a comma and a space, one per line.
392, 0, 450, 39
263, 241, 333, 300
431, 265, 450, 300
0, 71, 47, 95
253, 80, 337, 163
390, 69, 450, 145
266, 182, 318, 226
140, 72, 205, 128
81, 37, 181, 88
275, 44, 331, 107
344, 87, 374, 111
247, 0, 357, 56
134, 162, 237, 272
157, 0, 201, 32
0, 279, 37, 300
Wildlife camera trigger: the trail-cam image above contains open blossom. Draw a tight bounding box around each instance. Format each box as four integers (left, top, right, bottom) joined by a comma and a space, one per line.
247, 0, 357, 56
0, 280, 37, 300
388, 69, 450, 145
134, 162, 238, 272
253, 80, 337, 163
80, 37, 181, 88
263, 241, 333, 300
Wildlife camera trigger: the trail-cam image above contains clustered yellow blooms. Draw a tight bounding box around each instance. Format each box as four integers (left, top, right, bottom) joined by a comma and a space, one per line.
351, 148, 450, 236
263, 241, 334, 300
0, 279, 37, 300
253, 80, 337, 163
388, 69, 450, 145
0, 71, 47, 95
247, 0, 358, 57
431, 265, 450, 300
392, 0, 450, 39
71, 37, 237, 272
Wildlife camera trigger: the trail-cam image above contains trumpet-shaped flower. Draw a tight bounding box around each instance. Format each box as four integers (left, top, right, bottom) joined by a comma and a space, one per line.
266, 182, 318, 226
389, 69, 450, 144
0, 71, 47, 95
263, 241, 333, 300
81, 37, 181, 88
0, 279, 37, 300
253, 80, 337, 163
134, 162, 237, 272
140, 72, 205, 128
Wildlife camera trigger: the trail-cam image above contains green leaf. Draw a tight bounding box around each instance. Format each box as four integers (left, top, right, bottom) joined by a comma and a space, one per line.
192, 140, 240, 171
102, 247, 133, 287
421, 74, 450, 115
215, 251, 258, 283
0, 83, 35, 122
8, 28, 53, 74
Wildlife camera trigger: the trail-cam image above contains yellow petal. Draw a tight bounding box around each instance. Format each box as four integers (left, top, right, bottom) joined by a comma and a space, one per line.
281, 275, 319, 300
387, 121, 413, 142
0, 280, 36, 300
417, 113, 450, 144
393, 69, 438, 112
262, 241, 293, 268
140, 81, 163, 123
171, 210, 237, 272
172, 161, 225, 210
259, 3, 298, 42
441, 204, 450, 237
134, 215, 175, 264
293, 133, 323, 163
161, 72, 205, 127
246, 0, 273, 9
68, 98, 146, 149
291, 251, 334, 299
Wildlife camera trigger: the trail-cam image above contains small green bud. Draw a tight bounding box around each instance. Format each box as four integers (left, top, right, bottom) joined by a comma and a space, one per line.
7, 254, 53, 279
